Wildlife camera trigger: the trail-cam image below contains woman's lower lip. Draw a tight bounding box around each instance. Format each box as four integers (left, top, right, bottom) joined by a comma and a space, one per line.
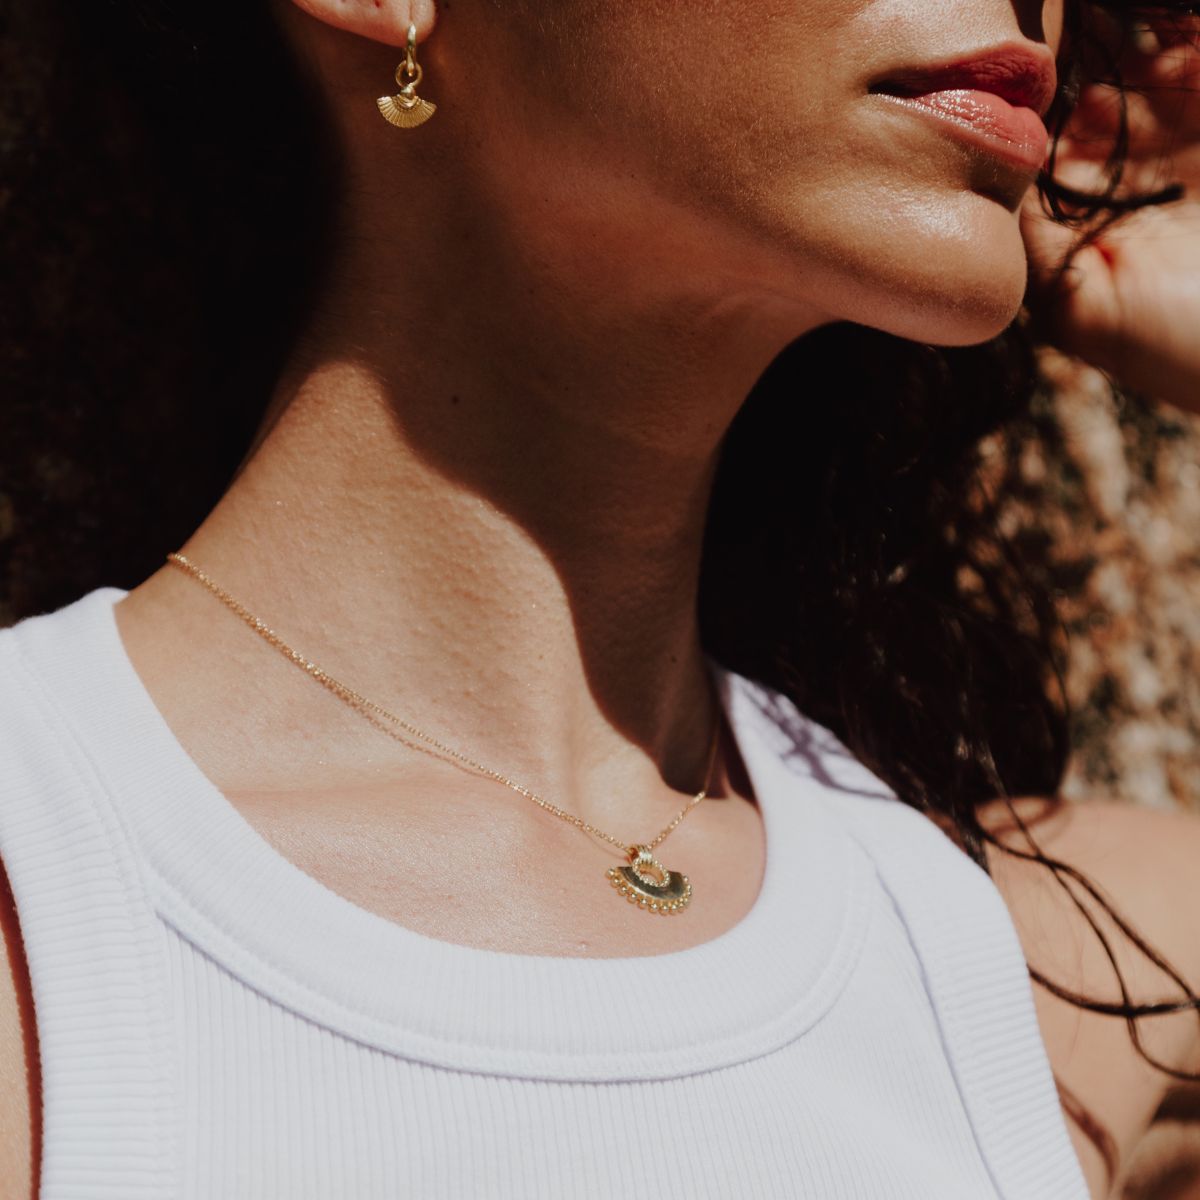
876, 88, 1050, 172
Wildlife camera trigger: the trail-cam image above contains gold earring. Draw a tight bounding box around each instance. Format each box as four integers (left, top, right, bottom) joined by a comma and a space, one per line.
377, 23, 437, 128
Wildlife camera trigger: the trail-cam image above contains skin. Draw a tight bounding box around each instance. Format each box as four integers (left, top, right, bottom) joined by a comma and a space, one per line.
3, 1, 1200, 1197
115, 0, 1069, 866
101, 0, 1076, 965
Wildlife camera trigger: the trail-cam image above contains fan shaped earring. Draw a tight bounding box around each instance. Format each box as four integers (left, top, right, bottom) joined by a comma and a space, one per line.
377, 23, 437, 128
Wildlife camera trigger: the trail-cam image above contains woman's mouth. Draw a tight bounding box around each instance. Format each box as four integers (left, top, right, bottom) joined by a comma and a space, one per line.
869, 43, 1057, 174
871, 86, 1050, 173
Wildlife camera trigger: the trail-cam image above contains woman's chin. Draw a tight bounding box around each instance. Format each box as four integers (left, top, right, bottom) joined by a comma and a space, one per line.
904, 279, 1028, 347
841, 214, 1032, 347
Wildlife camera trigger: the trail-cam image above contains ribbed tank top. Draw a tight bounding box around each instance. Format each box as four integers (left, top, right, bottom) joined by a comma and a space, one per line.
0, 587, 1090, 1199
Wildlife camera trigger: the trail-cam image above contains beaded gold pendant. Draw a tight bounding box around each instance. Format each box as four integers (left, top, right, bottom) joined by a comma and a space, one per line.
607, 844, 692, 914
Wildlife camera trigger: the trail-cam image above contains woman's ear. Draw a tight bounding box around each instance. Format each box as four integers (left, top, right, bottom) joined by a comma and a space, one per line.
287, 0, 437, 49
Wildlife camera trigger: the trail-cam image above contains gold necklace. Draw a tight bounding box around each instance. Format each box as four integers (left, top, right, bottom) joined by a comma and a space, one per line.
165, 552, 721, 915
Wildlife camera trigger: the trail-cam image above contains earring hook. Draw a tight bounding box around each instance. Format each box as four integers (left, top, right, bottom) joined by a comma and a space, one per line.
405, 23, 418, 77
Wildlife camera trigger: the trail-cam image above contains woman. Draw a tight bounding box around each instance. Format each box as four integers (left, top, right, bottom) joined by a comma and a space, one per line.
1, 0, 1199, 1197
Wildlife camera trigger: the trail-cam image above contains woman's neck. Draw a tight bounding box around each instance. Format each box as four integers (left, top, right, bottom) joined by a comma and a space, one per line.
144, 139, 816, 825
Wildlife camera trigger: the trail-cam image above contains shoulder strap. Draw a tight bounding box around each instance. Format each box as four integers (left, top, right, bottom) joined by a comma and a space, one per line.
0, 598, 177, 1198
836, 789, 1091, 1200
719, 673, 1089, 1197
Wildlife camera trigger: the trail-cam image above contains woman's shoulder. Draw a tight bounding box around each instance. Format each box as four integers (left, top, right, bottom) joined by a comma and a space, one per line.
979, 795, 1200, 1199
789, 712, 1200, 1200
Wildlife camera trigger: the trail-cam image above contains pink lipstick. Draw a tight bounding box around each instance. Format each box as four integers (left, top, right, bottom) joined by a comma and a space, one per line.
870, 44, 1057, 173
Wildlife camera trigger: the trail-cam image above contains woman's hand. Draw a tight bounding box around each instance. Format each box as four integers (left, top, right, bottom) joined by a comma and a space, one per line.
1021, 14, 1200, 415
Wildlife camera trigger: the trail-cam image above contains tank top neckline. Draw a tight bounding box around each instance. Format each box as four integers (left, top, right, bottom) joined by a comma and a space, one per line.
53, 587, 875, 1081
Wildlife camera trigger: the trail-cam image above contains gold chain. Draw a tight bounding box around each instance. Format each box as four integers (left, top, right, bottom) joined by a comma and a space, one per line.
164, 552, 721, 862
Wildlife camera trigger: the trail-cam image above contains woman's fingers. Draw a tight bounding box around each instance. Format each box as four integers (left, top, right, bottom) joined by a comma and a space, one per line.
1022, 192, 1200, 413
1021, 184, 1120, 348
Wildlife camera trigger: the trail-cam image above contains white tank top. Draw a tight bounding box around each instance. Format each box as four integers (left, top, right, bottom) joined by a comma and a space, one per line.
0, 587, 1089, 1199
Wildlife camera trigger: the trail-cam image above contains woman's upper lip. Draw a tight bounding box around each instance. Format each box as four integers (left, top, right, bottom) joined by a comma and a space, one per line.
870, 42, 1059, 119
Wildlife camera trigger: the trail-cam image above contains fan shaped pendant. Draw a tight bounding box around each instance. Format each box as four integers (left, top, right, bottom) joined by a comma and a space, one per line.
378, 56, 436, 130
377, 91, 437, 129
607, 845, 692, 914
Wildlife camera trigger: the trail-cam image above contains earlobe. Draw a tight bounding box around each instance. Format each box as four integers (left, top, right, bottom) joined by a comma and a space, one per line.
287, 0, 437, 49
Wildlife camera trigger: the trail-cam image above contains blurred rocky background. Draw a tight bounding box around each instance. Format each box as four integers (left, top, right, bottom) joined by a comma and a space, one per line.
1004, 347, 1200, 814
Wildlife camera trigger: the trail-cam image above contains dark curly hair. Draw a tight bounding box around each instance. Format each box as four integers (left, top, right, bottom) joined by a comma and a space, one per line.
2, 0, 1200, 1144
